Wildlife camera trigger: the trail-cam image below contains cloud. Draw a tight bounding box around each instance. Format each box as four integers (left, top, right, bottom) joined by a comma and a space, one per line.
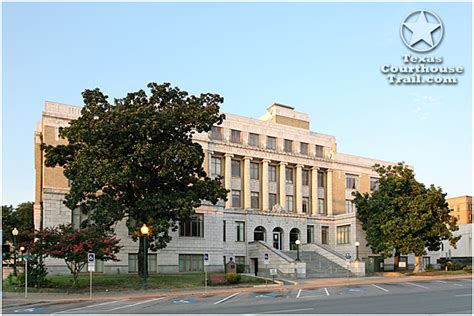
410, 93, 441, 120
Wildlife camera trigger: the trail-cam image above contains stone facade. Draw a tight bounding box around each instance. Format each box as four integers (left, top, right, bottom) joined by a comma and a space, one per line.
35, 101, 399, 275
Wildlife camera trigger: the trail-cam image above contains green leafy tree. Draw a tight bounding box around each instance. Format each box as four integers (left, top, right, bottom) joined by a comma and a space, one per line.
2, 202, 34, 259
33, 224, 122, 287
43, 82, 228, 276
354, 163, 459, 272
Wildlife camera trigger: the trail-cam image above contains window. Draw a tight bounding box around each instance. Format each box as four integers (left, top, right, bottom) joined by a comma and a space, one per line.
267, 136, 276, 150
211, 126, 223, 140
318, 198, 325, 214
346, 174, 358, 189
300, 142, 309, 155
302, 169, 309, 186
286, 167, 294, 184
210, 156, 222, 178
302, 197, 310, 213
223, 220, 226, 242
128, 254, 156, 273
232, 190, 241, 208
318, 171, 325, 188
286, 195, 294, 212
236, 221, 245, 241
179, 254, 203, 272
284, 139, 293, 152
251, 192, 260, 209
370, 178, 379, 191
321, 226, 329, 244
316, 145, 324, 158
180, 214, 204, 237
268, 165, 277, 182
72, 207, 87, 229
250, 162, 259, 180
249, 133, 259, 147
345, 200, 356, 213
231, 159, 241, 177
235, 256, 246, 268
307, 225, 314, 243
269, 193, 277, 208
337, 225, 351, 244
231, 129, 241, 144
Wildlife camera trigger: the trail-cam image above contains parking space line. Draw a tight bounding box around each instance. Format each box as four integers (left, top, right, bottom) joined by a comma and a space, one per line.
454, 294, 472, 297
324, 288, 330, 296
261, 307, 314, 314
102, 297, 165, 312
296, 289, 302, 298
406, 282, 429, 289
56, 299, 127, 314
371, 284, 389, 292
214, 292, 240, 305
434, 280, 448, 284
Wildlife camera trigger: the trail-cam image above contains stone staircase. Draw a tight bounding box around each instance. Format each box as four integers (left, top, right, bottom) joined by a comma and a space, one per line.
283, 246, 351, 278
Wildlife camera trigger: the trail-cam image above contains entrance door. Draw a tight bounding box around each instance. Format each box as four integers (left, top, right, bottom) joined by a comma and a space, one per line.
252, 258, 259, 276
273, 232, 281, 250
321, 226, 329, 245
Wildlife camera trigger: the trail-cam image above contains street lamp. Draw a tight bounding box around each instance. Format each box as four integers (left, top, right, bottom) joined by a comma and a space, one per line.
295, 240, 301, 261
140, 224, 150, 290
12, 228, 19, 276
355, 241, 360, 262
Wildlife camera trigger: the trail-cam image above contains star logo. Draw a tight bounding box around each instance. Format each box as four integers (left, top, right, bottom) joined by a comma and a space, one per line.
400, 10, 443, 53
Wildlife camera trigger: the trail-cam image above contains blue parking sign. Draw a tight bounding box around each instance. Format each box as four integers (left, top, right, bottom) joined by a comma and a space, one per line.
204, 253, 209, 266
88, 253, 95, 263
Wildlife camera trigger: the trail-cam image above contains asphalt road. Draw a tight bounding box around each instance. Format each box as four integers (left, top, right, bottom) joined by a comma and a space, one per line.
4, 278, 472, 314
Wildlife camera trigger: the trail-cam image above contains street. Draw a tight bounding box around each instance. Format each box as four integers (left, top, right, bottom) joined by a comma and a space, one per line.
4, 277, 472, 314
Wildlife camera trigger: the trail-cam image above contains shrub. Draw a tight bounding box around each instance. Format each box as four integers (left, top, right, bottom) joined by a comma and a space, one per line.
226, 272, 241, 284
445, 261, 465, 271
425, 264, 433, 271
236, 264, 245, 273
463, 266, 472, 273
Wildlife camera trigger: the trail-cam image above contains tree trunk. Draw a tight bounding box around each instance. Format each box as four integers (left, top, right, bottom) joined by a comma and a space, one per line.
394, 250, 400, 272
413, 256, 424, 273
138, 236, 144, 277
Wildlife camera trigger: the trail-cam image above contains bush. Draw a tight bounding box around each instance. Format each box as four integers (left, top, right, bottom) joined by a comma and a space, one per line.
226, 272, 241, 284
444, 261, 465, 271
425, 264, 433, 271
17, 257, 50, 288
236, 264, 245, 273
463, 266, 472, 273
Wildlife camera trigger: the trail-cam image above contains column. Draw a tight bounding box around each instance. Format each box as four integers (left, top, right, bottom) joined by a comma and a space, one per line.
224, 153, 233, 209
295, 165, 303, 214
203, 150, 210, 176
311, 167, 319, 216
279, 162, 287, 209
261, 160, 270, 211
326, 169, 333, 215
243, 157, 252, 209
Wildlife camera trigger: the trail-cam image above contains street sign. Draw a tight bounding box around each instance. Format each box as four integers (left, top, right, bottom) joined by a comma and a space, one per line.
87, 253, 95, 263
345, 253, 351, 260
269, 268, 277, 276
87, 262, 95, 272
264, 253, 269, 265
204, 253, 209, 266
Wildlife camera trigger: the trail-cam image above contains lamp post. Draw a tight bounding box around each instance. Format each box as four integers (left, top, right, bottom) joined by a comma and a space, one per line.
140, 224, 150, 290
12, 228, 19, 276
355, 241, 360, 262
295, 240, 301, 261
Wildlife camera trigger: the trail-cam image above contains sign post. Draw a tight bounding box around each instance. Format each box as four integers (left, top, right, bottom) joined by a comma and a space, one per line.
24, 253, 28, 298
87, 253, 95, 300
203, 253, 209, 293
264, 253, 269, 287
345, 253, 351, 278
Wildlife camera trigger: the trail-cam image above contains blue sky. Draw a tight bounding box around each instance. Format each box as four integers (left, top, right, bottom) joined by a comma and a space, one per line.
3, 2, 472, 206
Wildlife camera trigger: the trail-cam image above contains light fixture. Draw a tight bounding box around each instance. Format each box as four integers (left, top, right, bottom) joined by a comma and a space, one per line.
12, 228, 19, 236
355, 241, 360, 247
140, 224, 150, 236
295, 240, 301, 245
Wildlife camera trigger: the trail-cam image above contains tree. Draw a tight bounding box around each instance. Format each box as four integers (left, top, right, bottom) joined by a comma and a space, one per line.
354, 163, 459, 273
43, 82, 228, 276
34, 224, 122, 287
2, 202, 34, 259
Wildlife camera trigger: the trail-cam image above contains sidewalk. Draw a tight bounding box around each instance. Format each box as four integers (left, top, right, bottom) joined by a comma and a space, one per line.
3, 273, 472, 309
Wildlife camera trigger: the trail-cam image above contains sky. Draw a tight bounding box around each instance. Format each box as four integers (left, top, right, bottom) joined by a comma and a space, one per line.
2, 2, 472, 206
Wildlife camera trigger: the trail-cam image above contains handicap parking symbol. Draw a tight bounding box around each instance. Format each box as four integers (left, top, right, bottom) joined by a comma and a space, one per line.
14, 307, 48, 313
171, 299, 196, 304
255, 293, 277, 299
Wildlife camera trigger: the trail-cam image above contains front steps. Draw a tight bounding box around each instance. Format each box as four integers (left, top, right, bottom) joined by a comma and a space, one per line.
283, 248, 351, 278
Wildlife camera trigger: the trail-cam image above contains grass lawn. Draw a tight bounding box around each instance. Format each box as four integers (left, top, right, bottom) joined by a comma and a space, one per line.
3, 272, 268, 293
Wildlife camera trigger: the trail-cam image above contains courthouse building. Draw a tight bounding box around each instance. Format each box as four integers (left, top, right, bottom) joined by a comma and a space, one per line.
35, 101, 397, 276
